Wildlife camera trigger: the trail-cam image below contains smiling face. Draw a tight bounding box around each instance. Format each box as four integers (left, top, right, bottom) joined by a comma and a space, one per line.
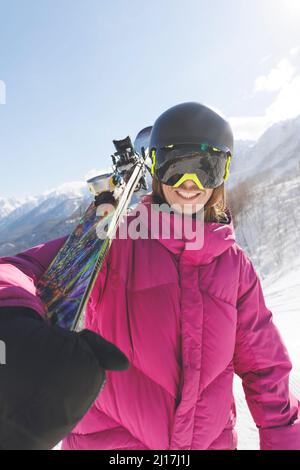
161, 180, 214, 214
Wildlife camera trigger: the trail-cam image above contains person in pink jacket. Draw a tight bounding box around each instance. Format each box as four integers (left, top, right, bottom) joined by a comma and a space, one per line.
0, 102, 300, 450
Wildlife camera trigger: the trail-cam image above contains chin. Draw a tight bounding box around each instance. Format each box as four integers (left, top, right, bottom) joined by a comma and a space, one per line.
172, 203, 204, 215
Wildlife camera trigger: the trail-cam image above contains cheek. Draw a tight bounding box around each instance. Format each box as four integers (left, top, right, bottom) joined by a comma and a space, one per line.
206, 190, 214, 203
202, 190, 214, 207
162, 185, 173, 203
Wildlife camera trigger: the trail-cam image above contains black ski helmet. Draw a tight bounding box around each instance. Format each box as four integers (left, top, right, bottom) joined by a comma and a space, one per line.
149, 102, 233, 186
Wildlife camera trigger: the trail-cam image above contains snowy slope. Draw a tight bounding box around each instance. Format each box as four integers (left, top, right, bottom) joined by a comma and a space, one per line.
229, 117, 300, 449
228, 170, 300, 283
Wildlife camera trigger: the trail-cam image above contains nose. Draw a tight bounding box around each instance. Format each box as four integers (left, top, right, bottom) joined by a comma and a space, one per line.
179, 180, 202, 191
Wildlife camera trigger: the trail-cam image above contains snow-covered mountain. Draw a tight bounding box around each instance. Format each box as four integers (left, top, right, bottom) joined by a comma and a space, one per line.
0, 178, 151, 256
227, 114, 300, 282
0, 182, 92, 256
0, 196, 37, 220
229, 115, 300, 188
233, 139, 255, 160
228, 169, 300, 280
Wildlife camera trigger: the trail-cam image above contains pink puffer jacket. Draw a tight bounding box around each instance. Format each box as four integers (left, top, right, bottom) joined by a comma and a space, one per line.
0, 195, 299, 450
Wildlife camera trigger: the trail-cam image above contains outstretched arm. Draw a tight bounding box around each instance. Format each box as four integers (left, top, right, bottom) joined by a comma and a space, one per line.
0, 236, 68, 317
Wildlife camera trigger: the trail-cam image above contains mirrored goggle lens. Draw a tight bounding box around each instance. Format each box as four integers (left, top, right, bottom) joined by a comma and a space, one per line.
157, 153, 229, 189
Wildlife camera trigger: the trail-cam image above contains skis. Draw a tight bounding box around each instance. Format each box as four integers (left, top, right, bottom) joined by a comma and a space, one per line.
71, 158, 146, 331
37, 127, 152, 331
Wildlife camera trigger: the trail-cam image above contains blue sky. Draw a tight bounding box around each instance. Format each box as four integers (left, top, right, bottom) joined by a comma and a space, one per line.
0, 0, 300, 197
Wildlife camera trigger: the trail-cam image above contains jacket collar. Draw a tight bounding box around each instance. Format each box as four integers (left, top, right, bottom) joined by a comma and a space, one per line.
131, 195, 236, 265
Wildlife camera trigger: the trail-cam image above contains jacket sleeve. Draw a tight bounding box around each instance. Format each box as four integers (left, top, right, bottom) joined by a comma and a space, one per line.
233, 250, 300, 450
0, 236, 68, 317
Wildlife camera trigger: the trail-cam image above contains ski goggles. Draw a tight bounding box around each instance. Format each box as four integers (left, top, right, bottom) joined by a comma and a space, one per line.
151, 143, 232, 189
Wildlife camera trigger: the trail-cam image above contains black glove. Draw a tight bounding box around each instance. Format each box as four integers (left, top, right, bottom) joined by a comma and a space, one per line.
94, 191, 117, 207
0, 306, 129, 450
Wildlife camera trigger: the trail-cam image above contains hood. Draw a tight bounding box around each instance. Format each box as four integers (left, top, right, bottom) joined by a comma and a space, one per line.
129, 195, 236, 266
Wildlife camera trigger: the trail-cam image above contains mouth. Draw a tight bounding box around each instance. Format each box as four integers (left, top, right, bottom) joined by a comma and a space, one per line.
175, 190, 204, 201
